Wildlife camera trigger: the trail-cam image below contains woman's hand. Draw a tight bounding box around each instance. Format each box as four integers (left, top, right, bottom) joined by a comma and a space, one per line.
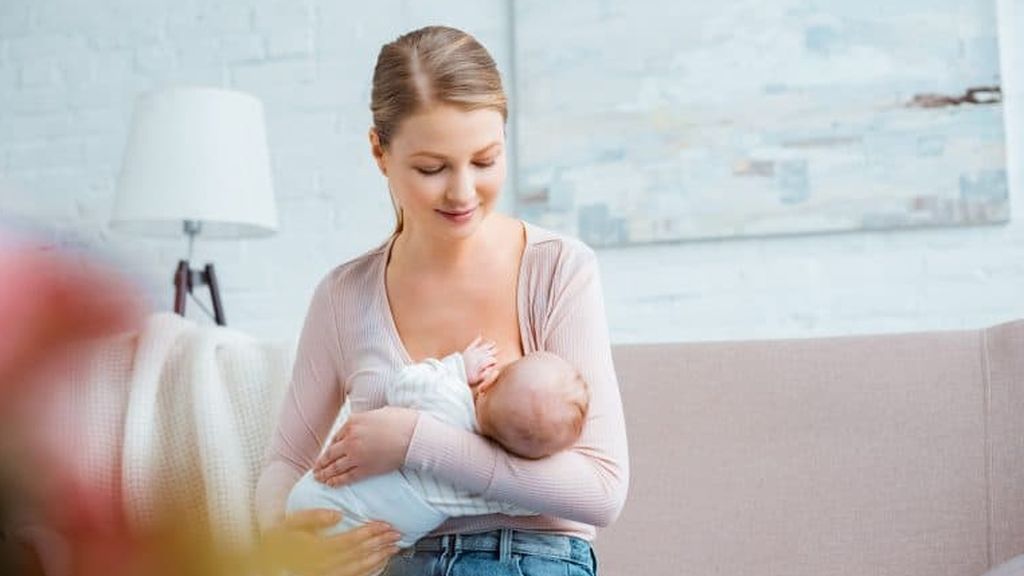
314, 406, 419, 487
261, 508, 401, 576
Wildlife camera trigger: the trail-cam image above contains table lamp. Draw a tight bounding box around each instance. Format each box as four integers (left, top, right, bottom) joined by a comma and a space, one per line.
111, 86, 278, 326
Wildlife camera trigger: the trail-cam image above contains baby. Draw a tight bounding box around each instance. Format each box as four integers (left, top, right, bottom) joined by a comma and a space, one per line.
285, 337, 589, 549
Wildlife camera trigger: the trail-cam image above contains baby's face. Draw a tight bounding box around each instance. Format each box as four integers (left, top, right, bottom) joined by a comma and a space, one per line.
473, 352, 588, 459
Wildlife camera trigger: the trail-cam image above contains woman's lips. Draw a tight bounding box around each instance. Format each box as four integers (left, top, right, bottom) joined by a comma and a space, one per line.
437, 206, 477, 223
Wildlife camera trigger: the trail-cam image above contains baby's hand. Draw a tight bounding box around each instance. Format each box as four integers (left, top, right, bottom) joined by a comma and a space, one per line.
462, 336, 498, 387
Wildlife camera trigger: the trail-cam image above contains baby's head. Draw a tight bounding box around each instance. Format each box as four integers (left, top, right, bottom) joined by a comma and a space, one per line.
474, 351, 589, 459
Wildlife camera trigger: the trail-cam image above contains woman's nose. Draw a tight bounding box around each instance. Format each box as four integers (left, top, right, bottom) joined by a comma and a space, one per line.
447, 169, 475, 203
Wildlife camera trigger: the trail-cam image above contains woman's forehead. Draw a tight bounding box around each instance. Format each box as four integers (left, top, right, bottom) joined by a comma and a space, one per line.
390, 105, 505, 156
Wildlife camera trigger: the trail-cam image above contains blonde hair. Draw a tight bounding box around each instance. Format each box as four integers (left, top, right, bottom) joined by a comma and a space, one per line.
370, 25, 508, 235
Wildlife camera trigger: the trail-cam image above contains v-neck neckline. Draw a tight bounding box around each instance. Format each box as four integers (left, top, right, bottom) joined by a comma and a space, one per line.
378, 220, 534, 367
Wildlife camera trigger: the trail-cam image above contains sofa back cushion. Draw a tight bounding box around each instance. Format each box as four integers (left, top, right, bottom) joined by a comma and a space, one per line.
597, 321, 1024, 576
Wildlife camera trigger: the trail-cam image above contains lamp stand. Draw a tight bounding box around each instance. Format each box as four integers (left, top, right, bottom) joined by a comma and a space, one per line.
173, 260, 226, 326
172, 220, 226, 326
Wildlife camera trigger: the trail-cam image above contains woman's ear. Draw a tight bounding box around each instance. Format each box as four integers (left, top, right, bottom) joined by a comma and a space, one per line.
368, 128, 388, 176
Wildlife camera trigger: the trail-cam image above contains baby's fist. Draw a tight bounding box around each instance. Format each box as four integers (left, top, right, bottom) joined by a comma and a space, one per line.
461, 335, 498, 387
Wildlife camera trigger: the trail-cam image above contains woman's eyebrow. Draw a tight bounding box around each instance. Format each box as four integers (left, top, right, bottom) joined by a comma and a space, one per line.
409, 141, 503, 159
474, 141, 503, 154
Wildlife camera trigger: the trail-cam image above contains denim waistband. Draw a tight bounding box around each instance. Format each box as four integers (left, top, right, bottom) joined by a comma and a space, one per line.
411, 529, 593, 565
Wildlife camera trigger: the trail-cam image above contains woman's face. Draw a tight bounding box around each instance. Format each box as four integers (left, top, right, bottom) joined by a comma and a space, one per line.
372, 104, 507, 240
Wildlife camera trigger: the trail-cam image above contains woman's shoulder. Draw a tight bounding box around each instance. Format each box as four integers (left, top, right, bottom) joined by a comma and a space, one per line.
312, 238, 390, 301
522, 221, 598, 272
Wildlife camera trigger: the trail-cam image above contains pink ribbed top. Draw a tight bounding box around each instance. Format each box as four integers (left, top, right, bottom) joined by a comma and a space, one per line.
255, 222, 629, 541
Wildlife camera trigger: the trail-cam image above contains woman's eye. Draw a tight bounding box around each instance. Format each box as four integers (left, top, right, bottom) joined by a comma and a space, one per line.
416, 166, 444, 175
474, 159, 496, 168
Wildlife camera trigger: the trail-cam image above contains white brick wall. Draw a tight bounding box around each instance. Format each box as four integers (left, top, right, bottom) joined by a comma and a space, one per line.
1, 0, 1022, 344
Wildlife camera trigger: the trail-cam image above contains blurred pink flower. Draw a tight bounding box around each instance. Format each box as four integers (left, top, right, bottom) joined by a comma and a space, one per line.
0, 245, 142, 403
0, 242, 144, 575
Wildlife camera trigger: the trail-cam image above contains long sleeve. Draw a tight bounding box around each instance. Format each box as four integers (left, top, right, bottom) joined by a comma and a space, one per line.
254, 277, 345, 532
403, 242, 630, 527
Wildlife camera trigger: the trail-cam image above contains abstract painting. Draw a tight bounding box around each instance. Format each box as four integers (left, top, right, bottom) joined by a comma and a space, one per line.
512, 0, 1008, 246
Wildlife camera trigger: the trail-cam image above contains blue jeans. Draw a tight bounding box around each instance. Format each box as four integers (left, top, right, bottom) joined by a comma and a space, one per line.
382, 529, 597, 576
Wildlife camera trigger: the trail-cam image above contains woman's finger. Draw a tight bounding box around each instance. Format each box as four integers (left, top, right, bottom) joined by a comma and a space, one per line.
283, 508, 343, 532
316, 448, 341, 473
316, 406, 417, 486
362, 545, 400, 574
317, 429, 351, 470
331, 421, 352, 445
324, 522, 394, 550
328, 466, 365, 487
359, 526, 401, 552
331, 543, 398, 576
305, 524, 395, 575
320, 524, 399, 576
324, 421, 351, 453
315, 444, 348, 471
317, 455, 355, 484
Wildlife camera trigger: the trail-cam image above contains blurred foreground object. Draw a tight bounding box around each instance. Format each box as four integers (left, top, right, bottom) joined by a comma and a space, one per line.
111, 86, 279, 326
8, 312, 295, 574
0, 247, 333, 575
0, 244, 142, 404
0, 241, 143, 574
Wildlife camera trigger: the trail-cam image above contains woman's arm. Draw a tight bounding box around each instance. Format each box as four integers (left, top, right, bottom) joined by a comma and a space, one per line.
403, 243, 629, 526
254, 276, 401, 573
255, 277, 346, 531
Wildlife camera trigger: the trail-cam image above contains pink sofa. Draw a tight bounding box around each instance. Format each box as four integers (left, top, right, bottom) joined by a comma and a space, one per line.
596, 320, 1024, 576
11, 317, 1021, 575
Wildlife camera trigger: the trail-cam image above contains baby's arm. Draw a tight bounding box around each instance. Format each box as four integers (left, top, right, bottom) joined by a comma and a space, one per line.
460, 336, 498, 387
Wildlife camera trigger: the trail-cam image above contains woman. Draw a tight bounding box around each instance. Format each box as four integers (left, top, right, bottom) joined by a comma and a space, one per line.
256, 25, 629, 576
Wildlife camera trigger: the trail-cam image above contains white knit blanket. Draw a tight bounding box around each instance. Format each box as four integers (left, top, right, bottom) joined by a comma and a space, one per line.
17, 312, 292, 563
119, 313, 292, 548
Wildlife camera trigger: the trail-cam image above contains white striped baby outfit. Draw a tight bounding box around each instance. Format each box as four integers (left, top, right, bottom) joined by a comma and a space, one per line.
387, 352, 530, 518
285, 352, 530, 549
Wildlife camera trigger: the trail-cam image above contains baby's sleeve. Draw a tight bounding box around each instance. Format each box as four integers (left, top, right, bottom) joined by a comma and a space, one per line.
440, 352, 468, 385
390, 356, 477, 431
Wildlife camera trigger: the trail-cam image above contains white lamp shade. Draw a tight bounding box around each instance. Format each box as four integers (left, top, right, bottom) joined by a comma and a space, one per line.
112, 86, 278, 239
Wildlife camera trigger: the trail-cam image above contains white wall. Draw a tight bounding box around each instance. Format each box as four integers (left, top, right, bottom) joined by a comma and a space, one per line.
1, 0, 1021, 344
0, 0, 513, 340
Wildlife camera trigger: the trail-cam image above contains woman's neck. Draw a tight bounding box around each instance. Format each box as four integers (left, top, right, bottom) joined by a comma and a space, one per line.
391, 214, 510, 273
